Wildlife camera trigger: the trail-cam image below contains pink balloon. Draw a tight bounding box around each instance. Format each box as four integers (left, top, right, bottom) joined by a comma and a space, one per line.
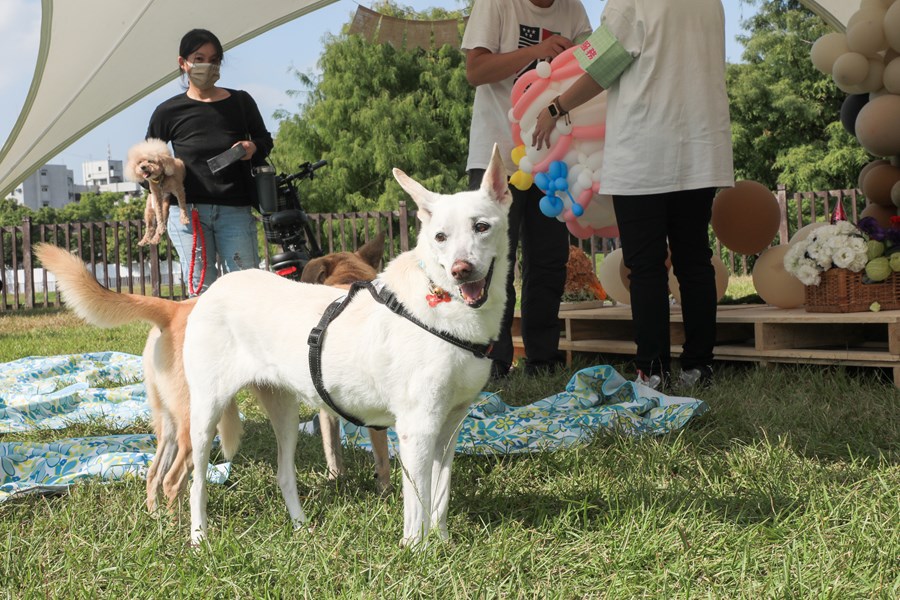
575, 188, 593, 208
512, 78, 551, 121
567, 220, 594, 239
551, 60, 584, 80
572, 124, 605, 140
550, 46, 578, 68
511, 122, 522, 146
533, 134, 572, 173
592, 225, 619, 238
510, 70, 541, 108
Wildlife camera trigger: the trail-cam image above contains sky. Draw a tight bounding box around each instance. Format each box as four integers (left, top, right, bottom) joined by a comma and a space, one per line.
0, 0, 760, 185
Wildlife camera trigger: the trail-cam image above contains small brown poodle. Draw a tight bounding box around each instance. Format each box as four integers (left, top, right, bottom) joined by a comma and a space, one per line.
126, 138, 188, 245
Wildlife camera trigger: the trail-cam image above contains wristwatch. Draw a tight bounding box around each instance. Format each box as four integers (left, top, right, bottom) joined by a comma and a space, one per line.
547, 96, 567, 119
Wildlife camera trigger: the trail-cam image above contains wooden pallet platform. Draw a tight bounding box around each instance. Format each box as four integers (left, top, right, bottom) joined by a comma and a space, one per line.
513, 304, 900, 386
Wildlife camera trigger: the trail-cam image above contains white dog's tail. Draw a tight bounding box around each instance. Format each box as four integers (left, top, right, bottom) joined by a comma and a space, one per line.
217, 399, 243, 460
34, 243, 183, 331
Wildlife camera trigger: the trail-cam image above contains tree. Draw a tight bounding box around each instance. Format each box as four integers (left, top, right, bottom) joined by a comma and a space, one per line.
270, 2, 473, 213
727, 0, 869, 192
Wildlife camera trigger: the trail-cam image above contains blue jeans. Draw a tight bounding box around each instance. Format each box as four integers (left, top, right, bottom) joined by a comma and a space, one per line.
166, 204, 260, 295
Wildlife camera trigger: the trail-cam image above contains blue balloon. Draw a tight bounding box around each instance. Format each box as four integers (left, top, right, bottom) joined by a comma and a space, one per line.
539, 194, 563, 217
545, 178, 557, 193
554, 177, 568, 192
572, 202, 584, 217
548, 160, 566, 180
534, 172, 550, 192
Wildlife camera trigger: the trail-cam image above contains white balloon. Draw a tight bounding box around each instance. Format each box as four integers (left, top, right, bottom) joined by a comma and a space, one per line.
585, 151, 604, 171
580, 194, 618, 229
568, 163, 584, 186
536, 61, 552, 78
518, 156, 534, 174
578, 170, 593, 189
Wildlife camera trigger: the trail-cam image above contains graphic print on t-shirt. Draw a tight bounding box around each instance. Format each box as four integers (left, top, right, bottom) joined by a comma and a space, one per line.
517, 24, 560, 80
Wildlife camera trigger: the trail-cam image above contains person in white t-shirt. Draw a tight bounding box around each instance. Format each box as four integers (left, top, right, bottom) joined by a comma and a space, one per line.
532, 0, 735, 391
463, 0, 592, 379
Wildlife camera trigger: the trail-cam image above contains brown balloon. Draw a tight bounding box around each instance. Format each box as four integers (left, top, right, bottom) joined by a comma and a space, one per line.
751, 245, 805, 309
711, 180, 782, 255
855, 94, 900, 157
619, 246, 671, 291
860, 201, 898, 227
858, 159, 890, 191
668, 256, 729, 304
861, 163, 900, 206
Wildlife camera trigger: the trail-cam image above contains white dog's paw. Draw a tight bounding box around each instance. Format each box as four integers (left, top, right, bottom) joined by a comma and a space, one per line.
293, 519, 314, 535
190, 529, 207, 548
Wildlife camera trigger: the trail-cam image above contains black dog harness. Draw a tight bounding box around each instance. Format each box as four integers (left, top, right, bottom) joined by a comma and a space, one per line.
307, 280, 493, 430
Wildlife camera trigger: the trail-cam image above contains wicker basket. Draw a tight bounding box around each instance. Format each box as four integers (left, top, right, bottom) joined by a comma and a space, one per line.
804, 268, 900, 313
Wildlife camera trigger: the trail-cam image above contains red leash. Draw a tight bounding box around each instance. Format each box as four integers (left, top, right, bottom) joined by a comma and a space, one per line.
188, 208, 206, 296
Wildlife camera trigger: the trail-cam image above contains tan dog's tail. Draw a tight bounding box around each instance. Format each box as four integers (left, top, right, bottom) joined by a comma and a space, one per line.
217, 400, 243, 460
34, 243, 181, 331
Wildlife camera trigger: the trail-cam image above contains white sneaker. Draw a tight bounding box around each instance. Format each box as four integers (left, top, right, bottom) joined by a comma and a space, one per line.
635, 370, 665, 391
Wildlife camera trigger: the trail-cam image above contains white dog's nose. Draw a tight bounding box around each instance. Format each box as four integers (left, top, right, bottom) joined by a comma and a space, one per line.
451, 260, 472, 281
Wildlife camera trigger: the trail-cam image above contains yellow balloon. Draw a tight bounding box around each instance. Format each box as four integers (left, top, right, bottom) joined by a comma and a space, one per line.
509, 170, 533, 191
511, 145, 526, 166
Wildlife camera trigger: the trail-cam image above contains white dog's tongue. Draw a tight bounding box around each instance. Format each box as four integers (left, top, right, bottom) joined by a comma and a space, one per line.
459, 279, 486, 305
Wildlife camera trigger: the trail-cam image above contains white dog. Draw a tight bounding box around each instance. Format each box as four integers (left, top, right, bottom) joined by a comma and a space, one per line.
125, 138, 188, 245
184, 144, 511, 547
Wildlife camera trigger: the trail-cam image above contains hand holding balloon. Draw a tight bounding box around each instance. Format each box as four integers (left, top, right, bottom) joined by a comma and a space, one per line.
533, 107, 556, 151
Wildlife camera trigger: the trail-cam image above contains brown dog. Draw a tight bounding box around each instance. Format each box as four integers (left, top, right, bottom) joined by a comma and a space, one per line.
125, 138, 188, 246
35, 234, 389, 513
300, 232, 392, 495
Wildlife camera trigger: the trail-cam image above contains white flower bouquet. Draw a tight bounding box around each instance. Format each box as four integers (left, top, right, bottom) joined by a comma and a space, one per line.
783, 221, 869, 286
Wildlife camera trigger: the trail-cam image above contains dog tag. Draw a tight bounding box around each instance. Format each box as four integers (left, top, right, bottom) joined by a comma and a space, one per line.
207, 145, 247, 174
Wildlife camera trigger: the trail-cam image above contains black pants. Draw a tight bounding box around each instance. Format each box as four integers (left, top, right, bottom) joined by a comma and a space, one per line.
612, 188, 717, 376
468, 169, 567, 368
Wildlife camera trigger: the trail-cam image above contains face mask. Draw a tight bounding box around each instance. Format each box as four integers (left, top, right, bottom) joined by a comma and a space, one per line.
186, 62, 220, 91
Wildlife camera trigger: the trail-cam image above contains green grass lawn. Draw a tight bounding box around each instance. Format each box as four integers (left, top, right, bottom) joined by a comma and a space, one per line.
0, 310, 898, 598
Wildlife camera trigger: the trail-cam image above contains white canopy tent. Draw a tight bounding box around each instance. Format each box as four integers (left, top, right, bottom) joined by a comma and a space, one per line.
0, 0, 853, 198
0, 0, 338, 199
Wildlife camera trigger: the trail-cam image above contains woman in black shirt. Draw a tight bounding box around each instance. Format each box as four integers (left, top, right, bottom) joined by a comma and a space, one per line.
146, 28, 273, 295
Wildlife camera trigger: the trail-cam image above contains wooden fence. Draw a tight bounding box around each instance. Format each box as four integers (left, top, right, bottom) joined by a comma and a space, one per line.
0, 186, 874, 312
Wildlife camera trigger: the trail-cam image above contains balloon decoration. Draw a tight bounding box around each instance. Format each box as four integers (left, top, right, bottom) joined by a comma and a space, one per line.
789, 221, 828, 245
751, 245, 806, 309
508, 47, 618, 239
668, 256, 729, 305
861, 162, 900, 206
597, 248, 631, 305
618, 246, 671, 291
711, 180, 781, 255
840, 93, 869, 136
810, 1, 900, 205
861, 199, 899, 227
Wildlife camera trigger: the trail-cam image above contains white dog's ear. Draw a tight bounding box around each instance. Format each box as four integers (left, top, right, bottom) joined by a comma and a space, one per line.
392, 168, 435, 223
481, 143, 511, 207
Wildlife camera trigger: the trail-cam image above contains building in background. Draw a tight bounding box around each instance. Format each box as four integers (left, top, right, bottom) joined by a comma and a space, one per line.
10, 164, 77, 210
82, 158, 141, 196
9, 158, 141, 210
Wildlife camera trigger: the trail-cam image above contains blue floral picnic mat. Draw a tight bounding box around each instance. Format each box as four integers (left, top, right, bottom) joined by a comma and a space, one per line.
343, 364, 709, 454
0, 353, 228, 503
1, 355, 707, 503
